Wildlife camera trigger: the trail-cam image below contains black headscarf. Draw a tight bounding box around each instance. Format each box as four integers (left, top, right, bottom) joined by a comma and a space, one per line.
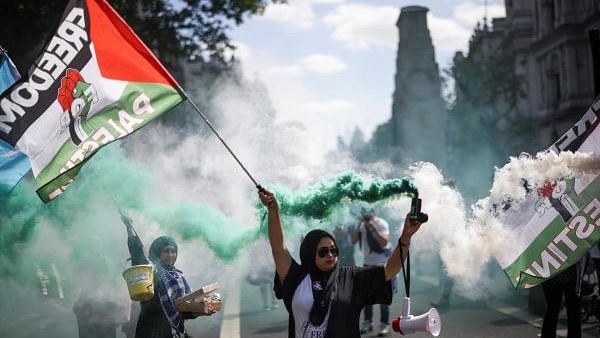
300, 229, 339, 326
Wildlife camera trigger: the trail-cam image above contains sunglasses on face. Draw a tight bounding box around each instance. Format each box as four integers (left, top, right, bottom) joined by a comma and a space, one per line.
317, 246, 339, 258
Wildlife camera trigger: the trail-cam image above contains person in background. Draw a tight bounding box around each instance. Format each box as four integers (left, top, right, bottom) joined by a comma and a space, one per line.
258, 188, 424, 338
351, 208, 395, 336
540, 257, 587, 338
589, 244, 600, 285
246, 240, 280, 311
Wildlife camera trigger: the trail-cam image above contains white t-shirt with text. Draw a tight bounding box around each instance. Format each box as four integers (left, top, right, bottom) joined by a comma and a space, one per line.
292, 275, 330, 338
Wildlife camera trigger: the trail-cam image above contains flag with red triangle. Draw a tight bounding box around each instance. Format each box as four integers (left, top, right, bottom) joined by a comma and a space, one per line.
0, 0, 186, 202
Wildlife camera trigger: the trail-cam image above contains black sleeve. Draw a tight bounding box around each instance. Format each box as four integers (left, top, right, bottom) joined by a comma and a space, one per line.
274, 259, 305, 302
128, 236, 149, 265
353, 266, 392, 307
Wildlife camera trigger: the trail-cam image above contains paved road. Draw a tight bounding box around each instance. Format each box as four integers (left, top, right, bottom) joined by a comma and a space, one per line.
2, 265, 599, 338
186, 270, 600, 338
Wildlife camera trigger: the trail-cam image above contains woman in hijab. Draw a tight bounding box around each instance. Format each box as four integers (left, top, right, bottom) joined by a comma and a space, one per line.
129, 236, 217, 338
258, 188, 424, 338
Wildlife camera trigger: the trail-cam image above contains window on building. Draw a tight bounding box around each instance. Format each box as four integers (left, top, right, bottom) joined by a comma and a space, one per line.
552, 72, 561, 102
549, 54, 561, 106
534, 1, 540, 35
548, 0, 556, 29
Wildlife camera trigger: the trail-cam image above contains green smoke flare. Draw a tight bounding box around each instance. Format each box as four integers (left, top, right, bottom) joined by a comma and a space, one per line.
0, 144, 418, 279
261, 172, 418, 221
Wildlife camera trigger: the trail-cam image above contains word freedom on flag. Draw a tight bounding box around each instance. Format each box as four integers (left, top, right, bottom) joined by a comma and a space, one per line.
0, 0, 185, 202
496, 97, 600, 289
0, 50, 31, 189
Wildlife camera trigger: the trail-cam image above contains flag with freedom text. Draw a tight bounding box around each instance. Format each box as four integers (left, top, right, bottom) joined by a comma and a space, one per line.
0, 0, 185, 202
0, 50, 31, 190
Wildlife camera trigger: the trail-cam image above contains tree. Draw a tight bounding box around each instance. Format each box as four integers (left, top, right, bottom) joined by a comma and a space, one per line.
0, 0, 285, 71
445, 37, 530, 201
448, 38, 530, 157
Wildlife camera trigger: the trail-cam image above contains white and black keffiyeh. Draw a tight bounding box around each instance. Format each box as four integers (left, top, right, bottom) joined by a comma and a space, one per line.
156, 262, 191, 334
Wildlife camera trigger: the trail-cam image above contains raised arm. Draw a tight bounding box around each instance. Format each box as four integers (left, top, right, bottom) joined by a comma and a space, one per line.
258, 188, 292, 282
384, 214, 423, 281
120, 210, 149, 265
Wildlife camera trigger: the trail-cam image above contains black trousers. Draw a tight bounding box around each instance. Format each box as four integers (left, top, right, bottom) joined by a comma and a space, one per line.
541, 278, 581, 338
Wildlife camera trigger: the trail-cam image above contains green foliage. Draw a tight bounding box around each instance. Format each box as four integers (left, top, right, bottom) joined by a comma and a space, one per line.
444, 37, 531, 201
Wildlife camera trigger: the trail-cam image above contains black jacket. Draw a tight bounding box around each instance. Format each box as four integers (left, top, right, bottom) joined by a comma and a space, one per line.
275, 259, 392, 338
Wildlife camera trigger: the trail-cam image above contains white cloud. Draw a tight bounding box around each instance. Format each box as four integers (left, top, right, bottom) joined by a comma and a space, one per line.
323, 4, 398, 50
300, 54, 347, 74
425, 1, 506, 64
309, 0, 346, 4
265, 64, 304, 77
261, 1, 316, 30
453, 1, 506, 29
227, 42, 361, 161
428, 13, 472, 57
234, 44, 346, 76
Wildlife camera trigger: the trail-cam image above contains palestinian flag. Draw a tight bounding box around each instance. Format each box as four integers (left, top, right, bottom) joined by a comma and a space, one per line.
495, 96, 600, 288
0, 0, 185, 202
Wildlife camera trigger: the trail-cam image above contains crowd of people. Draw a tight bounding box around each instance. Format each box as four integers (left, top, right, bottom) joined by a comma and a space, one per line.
113, 188, 597, 338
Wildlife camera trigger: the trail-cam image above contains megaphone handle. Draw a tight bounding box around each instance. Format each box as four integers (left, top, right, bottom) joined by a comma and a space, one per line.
399, 238, 410, 297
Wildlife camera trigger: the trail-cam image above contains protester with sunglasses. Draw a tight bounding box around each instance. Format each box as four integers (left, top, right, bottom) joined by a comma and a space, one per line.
258, 188, 424, 338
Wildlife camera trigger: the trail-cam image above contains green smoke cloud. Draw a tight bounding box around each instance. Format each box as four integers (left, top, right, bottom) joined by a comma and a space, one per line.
0, 144, 418, 278
263, 172, 418, 221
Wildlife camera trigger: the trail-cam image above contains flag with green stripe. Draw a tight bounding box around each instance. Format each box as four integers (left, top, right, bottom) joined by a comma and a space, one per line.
496, 97, 600, 288
0, 0, 185, 202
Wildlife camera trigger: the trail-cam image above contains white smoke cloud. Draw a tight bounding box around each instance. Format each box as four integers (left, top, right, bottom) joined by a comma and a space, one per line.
433, 151, 600, 296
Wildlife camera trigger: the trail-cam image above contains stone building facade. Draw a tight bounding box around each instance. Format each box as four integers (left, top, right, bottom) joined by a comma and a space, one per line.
444, 0, 600, 200
392, 6, 447, 168
500, 0, 600, 148
362, 6, 447, 169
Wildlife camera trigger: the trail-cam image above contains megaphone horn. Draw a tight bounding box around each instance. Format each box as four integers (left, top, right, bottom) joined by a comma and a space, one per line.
391, 297, 441, 337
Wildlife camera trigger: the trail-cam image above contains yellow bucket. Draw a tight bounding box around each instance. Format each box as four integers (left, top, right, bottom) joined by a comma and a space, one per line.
123, 264, 154, 301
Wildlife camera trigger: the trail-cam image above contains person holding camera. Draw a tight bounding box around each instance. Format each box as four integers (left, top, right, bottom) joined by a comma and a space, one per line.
351, 209, 394, 336
258, 188, 425, 338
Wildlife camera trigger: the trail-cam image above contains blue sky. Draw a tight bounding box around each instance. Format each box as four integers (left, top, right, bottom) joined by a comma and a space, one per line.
229, 0, 505, 160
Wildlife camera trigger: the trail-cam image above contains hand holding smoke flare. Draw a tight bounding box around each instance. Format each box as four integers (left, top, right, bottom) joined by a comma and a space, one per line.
392, 199, 440, 336
409, 198, 428, 223
117, 206, 146, 266
256, 171, 419, 223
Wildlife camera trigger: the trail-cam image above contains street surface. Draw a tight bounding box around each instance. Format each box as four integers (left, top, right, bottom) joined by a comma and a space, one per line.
183, 271, 600, 338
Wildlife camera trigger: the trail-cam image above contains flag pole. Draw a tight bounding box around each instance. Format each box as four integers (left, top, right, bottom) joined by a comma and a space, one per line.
179, 88, 262, 189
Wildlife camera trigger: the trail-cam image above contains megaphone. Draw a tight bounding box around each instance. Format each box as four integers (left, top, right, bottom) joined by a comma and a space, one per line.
391, 297, 441, 336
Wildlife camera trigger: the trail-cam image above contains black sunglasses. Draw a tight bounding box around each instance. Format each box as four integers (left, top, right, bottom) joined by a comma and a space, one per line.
317, 246, 339, 258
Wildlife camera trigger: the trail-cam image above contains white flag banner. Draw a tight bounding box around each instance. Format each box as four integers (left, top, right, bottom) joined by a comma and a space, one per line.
493, 97, 600, 288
